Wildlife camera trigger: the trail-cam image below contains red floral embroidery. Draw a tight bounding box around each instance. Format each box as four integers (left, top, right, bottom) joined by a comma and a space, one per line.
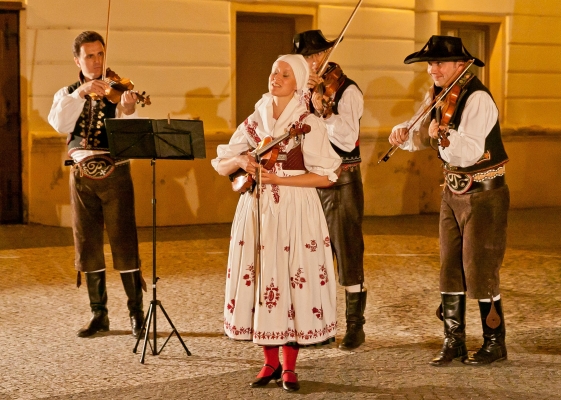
302, 91, 312, 110
324, 236, 331, 247
288, 304, 295, 320
312, 306, 323, 320
319, 264, 328, 286
239, 240, 245, 246
227, 267, 231, 279
224, 318, 253, 337
252, 321, 337, 342
271, 184, 280, 203
305, 240, 318, 252
227, 299, 235, 314
244, 119, 260, 144
284, 245, 290, 252
290, 267, 306, 289
264, 278, 280, 313
243, 263, 255, 286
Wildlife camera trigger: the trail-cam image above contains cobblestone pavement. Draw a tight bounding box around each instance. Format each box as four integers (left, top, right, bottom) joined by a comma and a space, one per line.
1, 208, 560, 399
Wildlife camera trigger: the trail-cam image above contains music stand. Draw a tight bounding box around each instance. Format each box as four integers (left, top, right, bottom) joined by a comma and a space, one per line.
106, 118, 205, 364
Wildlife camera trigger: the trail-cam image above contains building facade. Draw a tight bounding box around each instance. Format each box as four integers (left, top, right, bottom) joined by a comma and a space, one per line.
2, 0, 560, 226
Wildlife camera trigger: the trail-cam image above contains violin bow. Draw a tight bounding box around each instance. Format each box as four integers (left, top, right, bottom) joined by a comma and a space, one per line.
377, 59, 475, 163
102, 0, 112, 81
316, 0, 363, 77
253, 157, 263, 306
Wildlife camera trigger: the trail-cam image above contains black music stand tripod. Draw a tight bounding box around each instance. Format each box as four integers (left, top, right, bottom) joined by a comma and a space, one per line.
106, 118, 206, 363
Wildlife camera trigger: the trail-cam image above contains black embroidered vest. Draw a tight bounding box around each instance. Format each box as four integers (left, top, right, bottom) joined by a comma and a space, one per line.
310, 68, 362, 164
66, 81, 117, 156
438, 76, 508, 173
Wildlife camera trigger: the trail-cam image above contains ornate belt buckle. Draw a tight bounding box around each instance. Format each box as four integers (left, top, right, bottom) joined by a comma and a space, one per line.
445, 172, 473, 194
78, 155, 116, 180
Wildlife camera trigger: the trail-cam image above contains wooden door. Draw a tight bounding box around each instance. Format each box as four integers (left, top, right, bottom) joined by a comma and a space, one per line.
0, 10, 22, 223
236, 14, 295, 126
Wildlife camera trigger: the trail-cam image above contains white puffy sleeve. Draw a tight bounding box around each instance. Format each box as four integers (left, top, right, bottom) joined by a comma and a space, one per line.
301, 114, 342, 182
323, 85, 363, 151
439, 91, 498, 167
48, 87, 86, 134
210, 124, 253, 171
393, 91, 432, 152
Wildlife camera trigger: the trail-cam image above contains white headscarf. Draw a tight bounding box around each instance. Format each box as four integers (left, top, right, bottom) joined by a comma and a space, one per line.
272, 54, 309, 97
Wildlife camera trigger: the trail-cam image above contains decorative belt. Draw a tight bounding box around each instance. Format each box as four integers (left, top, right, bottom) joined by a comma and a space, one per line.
444, 165, 506, 195
464, 175, 505, 194
341, 162, 360, 171
68, 155, 129, 180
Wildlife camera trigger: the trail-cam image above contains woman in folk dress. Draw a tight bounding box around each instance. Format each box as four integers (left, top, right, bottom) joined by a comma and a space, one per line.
211, 54, 341, 392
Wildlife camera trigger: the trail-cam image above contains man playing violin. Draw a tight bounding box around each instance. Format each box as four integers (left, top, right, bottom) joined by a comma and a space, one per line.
389, 35, 509, 366
48, 31, 145, 339
293, 30, 367, 350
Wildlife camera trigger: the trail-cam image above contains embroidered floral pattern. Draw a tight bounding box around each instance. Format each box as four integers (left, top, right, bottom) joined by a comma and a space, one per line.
284, 245, 290, 252
290, 267, 306, 289
271, 184, 280, 203
227, 267, 231, 279
302, 91, 312, 109
319, 264, 328, 286
226, 299, 235, 314
224, 318, 253, 337
252, 321, 337, 342
305, 239, 318, 252
288, 304, 295, 320
244, 119, 260, 144
243, 263, 254, 286
264, 278, 280, 313
323, 236, 331, 248
238, 240, 245, 246
312, 306, 323, 320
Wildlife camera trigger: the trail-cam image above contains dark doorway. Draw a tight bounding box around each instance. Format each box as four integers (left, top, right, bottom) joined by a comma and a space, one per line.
236, 14, 295, 126
0, 10, 22, 223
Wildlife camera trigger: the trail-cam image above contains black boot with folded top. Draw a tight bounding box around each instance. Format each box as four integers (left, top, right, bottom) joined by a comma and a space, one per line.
429, 293, 467, 366
339, 290, 367, 350
77, 270, 109, 338
463, 299, 507, 365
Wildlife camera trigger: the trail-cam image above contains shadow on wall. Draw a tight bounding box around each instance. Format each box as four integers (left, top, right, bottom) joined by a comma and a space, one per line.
132, 86, 237, 226
359, 72, 441, 215
172, 87, 229, 131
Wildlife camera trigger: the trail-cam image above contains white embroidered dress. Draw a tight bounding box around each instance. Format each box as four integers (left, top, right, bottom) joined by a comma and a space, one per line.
212, 93, 341, 346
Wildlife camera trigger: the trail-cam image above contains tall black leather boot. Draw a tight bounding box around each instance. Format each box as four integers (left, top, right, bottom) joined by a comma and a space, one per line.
463, 299, 507, 365
77, 271, 109, 337
120, 270, 145, 338
429, 293, 467, 366
339, 290, 367, 350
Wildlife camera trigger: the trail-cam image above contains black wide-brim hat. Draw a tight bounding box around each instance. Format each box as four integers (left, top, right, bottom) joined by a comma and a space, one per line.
404, 35, 484, 67
292, 30, 338, 56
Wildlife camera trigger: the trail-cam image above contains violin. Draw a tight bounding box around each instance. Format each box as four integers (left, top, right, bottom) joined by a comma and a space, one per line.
434, 70, 475, 149
312, 62, 346, 118
310, 0, 363, 118
378, 59, 476, 163
230, 123, 312, 193
434, 84, 460, 148
89, 68, 151, 107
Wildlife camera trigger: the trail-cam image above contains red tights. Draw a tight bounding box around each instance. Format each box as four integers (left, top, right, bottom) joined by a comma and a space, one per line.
257, 345, 299, 382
